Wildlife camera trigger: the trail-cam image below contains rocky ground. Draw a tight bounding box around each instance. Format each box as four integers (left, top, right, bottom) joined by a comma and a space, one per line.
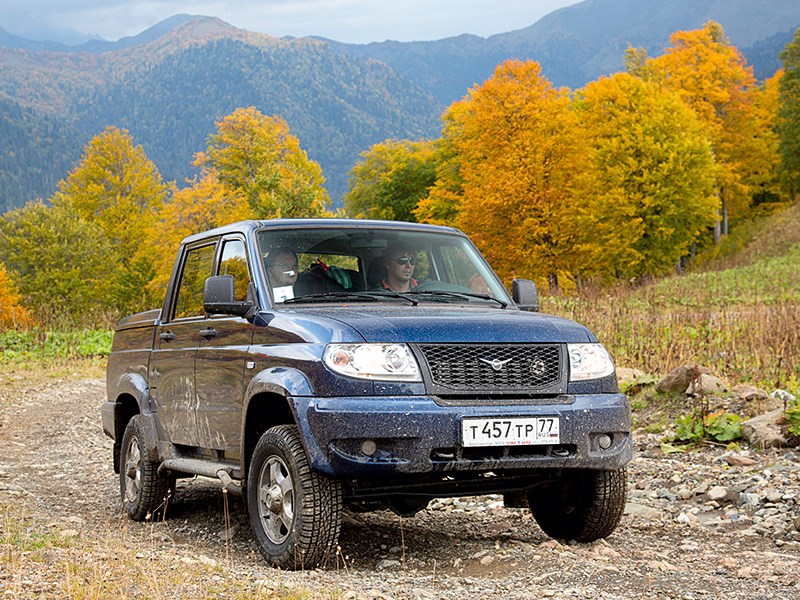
1, 373, 799, 599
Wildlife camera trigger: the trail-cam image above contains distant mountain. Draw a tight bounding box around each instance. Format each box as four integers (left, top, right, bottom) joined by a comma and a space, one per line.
326, 0, 800, 103
0, 0, 798, 213
0, 17, 440, 212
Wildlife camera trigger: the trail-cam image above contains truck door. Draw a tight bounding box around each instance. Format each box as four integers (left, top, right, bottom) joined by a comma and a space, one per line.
195, 236, 253, 455
152, 241, 216, 447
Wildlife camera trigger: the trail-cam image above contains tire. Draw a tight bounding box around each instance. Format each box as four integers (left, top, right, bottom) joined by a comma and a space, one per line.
247, 425, 342, 569
528, 468, 627, 542
119, 415, 171, 521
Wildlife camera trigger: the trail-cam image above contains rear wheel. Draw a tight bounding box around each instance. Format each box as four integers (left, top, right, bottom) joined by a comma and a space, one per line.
119, 415, 171, 521
247, 425, 342, 569
528, 468, 627, 542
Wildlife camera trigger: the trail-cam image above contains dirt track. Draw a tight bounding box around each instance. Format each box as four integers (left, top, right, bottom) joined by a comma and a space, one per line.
1, 374, 799, 599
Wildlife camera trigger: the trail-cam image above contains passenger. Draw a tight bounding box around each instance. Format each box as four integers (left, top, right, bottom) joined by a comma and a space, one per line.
265, 248, 298, 301
379, 242, 418, 292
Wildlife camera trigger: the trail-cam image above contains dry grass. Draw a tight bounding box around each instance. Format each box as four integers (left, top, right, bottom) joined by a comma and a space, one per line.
0, 504, 327, 599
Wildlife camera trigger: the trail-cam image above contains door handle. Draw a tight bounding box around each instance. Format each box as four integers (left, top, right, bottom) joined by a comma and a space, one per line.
199, 328, 218, 339
159, 331, 176, 342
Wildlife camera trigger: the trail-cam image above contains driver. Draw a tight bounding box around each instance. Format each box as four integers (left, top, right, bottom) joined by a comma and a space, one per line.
380, 242, 418, 292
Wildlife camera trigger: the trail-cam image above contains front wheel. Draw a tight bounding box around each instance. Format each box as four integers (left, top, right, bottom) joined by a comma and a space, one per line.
247, 425, 342, 569
119, 415, 171, 521
528, 468, 627, 542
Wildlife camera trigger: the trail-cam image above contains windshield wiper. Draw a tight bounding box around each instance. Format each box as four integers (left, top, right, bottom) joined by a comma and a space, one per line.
407, 290, 508, 308
281, 290, 419, 306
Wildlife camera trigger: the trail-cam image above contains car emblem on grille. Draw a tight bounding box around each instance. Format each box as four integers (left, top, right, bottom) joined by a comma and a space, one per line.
529, 359, 547, 377
478, 357, 514, 371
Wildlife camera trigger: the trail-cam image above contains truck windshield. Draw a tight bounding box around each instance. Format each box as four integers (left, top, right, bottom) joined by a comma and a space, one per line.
257, 226, 512, 306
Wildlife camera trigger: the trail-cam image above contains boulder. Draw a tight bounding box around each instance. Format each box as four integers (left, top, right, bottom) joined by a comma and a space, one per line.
656, 365, 710, 394
686, 373, 727, 396
730, 384, 769, 402
742, 408, 790, 449
616, 367, 645, 384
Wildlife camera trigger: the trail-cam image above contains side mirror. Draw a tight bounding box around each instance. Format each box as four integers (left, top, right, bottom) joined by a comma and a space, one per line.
512, 278, 539, 312
204, 275, 254, 317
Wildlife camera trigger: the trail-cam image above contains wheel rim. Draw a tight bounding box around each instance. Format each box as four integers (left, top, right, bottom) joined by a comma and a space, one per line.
123, 435, 142, 504
257, 455, 294, 544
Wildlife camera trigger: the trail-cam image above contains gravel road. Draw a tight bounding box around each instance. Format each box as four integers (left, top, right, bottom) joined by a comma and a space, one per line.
1, 375, 798, 599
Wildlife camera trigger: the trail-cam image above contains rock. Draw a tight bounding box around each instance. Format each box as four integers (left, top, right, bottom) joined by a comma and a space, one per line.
726, 454, 758, 467
707, 486, 730, 502
656, 365, 710, 394
686, 373, 727, 396
742, 409, 790, 449
731, 384, 769, 402
771, 389, 797, 404
376, 559, 402, 570
624, 503, 660, 519
480, 555, 495, 565
738, 492, 761, 511
616, 367, 645, 383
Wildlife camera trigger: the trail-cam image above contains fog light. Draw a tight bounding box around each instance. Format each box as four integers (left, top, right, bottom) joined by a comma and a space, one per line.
361, 440, 377, 456
598, 434, 613, 450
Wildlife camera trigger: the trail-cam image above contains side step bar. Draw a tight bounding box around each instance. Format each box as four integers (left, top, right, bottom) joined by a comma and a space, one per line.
158, 458, 244, 496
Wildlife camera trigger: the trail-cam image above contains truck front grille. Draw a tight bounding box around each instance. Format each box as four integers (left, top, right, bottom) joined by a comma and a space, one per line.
416, 343, 565, 393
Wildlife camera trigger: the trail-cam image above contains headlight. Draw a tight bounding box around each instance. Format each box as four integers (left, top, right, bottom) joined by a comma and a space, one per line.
324, 343, 422, 382
568, 343, 615, 381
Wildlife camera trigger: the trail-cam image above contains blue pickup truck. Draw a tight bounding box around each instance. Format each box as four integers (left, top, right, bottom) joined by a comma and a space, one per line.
103, 218, 632, 569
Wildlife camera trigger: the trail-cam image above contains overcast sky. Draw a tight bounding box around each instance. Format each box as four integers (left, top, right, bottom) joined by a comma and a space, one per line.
0, 0, 583, 44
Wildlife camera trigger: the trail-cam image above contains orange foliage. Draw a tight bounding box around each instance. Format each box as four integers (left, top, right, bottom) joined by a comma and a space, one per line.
0, 263, 35, 329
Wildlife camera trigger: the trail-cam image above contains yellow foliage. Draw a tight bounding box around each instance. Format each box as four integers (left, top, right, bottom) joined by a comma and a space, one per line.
422, 60, 590, 289
0, 263, 35, 329
146, 172, 251, 295
194, 107, 330, 218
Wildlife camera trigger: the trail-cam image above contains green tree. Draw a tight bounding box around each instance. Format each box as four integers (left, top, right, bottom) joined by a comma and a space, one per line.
575, 73, 717, 279
344, 139, 437, 222
0, 201, 117, 322
194, 107, 330, 218
779, 28, 800, 196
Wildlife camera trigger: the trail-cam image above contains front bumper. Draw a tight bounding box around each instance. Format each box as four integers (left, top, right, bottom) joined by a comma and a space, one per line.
293, 393, 632, 478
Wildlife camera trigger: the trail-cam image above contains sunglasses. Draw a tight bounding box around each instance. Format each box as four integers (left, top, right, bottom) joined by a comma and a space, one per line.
394, 256, 415, 266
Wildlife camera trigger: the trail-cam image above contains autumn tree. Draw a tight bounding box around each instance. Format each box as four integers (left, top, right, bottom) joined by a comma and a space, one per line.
55, 126, 170, 311
418, 60, 589, 290
194, 107, 330, 218
637, 22, 773, 239
0, 262, 35, 329
146, 172, 251, 294
0, 201, 117, 321
575, 73, 717, 279
344, 139, 437, 222
778, 28, 800, 196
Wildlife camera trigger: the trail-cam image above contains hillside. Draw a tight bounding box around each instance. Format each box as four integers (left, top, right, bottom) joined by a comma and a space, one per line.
0, 17, 440, 212
0, 0, 798, 212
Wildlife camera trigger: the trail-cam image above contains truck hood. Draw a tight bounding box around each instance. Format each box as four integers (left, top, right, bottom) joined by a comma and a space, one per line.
281, 305, 596, 344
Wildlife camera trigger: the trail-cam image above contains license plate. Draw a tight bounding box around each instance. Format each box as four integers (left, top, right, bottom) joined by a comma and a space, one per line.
461, 417, 560, 447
